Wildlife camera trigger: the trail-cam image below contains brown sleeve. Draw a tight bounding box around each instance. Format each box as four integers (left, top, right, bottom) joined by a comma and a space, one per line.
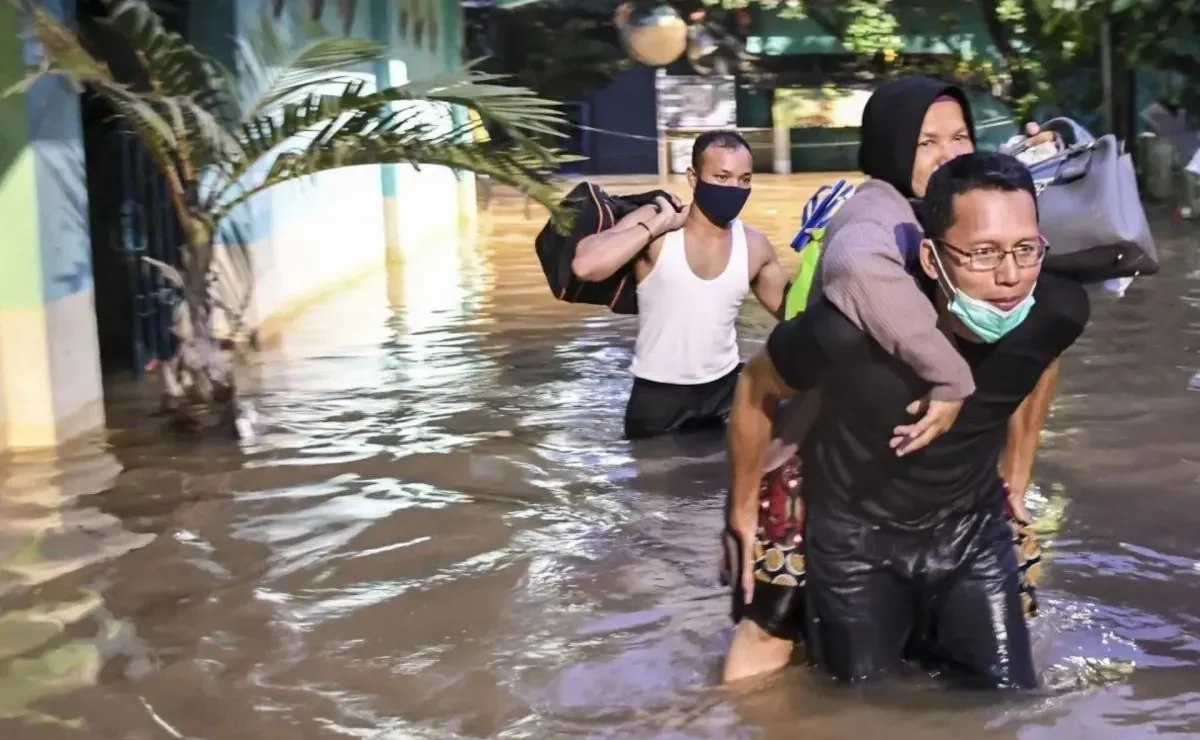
820, 221, 975, 401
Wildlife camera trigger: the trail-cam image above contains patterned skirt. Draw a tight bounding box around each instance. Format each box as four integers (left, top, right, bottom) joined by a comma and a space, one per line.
736, 457, 1042, 619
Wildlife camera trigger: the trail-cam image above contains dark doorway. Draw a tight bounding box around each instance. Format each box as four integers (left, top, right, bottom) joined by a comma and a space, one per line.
79, 0, 188, 377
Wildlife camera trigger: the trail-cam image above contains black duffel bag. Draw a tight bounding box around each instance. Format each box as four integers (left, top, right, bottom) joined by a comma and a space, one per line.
535, 181, 674, 315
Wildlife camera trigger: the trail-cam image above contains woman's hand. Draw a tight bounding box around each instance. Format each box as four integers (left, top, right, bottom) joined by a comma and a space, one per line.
1023, 121, 1059, 148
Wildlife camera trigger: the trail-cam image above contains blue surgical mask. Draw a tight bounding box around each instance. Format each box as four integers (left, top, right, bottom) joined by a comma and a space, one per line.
693, 180, 750, 227
930, 246, 1036, 343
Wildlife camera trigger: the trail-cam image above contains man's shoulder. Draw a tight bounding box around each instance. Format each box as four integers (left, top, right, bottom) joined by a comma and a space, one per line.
741, 222, 770, 250
1032, 273, 1091, 329
992, 273, 1090, 359
767, 298, 879, 390
773, 298, 872, 353
738, 222, 780, 270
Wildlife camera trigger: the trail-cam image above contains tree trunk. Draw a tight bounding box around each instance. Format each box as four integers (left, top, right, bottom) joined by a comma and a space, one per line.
159, 227, 240, 439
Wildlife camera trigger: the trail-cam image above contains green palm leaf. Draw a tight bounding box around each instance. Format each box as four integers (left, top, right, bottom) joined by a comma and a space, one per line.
234, 13, 387, 123
13, 0, 578, 229
216, 129, 576, 225
12, 1, 242, 190
218, 66, 574, 211
93, 0, 234, 117
9, 1, 113, 92
374, 63, 567, 152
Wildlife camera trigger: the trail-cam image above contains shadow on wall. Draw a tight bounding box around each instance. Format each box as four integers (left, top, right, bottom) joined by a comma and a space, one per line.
22, 35, 93, 306
37, 145, 92, 298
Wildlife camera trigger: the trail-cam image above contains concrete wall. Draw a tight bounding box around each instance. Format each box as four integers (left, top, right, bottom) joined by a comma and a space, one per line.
0, 0, 106, 450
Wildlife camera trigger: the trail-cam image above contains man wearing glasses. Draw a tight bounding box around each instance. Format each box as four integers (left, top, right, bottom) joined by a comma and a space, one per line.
725, 151, 1089, 688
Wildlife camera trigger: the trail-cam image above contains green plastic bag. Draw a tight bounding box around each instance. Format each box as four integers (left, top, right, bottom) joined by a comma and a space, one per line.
783, 227, 825, 320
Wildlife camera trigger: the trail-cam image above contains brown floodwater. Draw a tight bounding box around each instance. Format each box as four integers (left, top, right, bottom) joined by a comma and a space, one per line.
1, 174, 1199, 740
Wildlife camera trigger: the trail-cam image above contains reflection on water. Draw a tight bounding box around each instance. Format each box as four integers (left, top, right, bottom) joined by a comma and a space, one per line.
1, 175, 1198, 739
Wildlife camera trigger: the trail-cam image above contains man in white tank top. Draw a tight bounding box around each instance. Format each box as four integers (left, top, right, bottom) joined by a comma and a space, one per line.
572, 132, 791, 439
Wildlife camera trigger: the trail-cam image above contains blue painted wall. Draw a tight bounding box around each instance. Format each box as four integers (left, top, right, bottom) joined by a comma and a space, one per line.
24, 0, 93, 304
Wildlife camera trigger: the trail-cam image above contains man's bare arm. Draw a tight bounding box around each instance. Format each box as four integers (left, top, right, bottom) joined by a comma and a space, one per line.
571, 197, 685, 282
727, 350, 802, 600
728, 354, 796, 528
1001, 359, 1060, 519
748, 230, 791, 319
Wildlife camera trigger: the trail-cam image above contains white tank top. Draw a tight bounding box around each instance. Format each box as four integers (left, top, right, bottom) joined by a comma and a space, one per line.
630, 220, 750, 384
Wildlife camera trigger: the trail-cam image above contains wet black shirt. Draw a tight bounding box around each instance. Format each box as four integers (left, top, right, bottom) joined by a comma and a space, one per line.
766, 275, 1090, 530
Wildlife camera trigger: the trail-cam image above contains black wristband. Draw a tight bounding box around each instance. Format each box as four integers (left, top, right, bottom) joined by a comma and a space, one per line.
637, 221, 654, 239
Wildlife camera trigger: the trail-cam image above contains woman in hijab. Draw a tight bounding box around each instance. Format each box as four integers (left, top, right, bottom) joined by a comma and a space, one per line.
818, 77, 1059, 510
721, 78, 1056, 684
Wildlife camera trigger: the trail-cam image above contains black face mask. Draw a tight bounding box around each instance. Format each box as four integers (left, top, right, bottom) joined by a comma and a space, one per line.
693, 180, 750, 227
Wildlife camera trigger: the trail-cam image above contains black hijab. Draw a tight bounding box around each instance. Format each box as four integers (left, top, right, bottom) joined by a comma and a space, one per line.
857, 76, 977, 199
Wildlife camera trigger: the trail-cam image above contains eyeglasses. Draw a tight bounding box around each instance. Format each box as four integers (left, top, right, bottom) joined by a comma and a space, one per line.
934, 236, 1048, 272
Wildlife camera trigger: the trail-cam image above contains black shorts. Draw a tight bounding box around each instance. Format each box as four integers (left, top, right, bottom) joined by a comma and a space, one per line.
624, 364, 742, 440
803, 501, 1038, 689
727, 465, 1042, 687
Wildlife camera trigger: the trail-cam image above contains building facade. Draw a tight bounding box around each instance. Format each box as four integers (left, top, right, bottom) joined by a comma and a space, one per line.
576, 2, 1030, 175
0, 0, 473, 452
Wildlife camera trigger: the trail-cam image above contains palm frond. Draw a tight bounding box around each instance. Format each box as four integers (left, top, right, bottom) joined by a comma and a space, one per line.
95, 0, 234, 117
10, 0, 114, 94
216, 129, 576, 225
215, 65, 573, 202
15, 4, 174, 161
234, 12, 387, 123
13, 2, 243, 187
16, 0, 579, 231
375, 63, 569, 143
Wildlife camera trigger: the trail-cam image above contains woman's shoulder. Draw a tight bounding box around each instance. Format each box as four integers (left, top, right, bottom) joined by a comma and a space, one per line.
828, 180, 915, 229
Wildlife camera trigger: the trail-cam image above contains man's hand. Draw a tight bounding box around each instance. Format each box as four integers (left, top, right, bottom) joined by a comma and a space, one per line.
649, 196, 688, 233
1005, 480, 1032, 525
725, 508, 758, 605
1002, 122, 1062, 166
890, 397, 963, 457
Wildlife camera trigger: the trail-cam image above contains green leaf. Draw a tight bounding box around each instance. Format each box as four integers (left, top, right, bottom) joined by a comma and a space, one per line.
234, 15, 387, 123
96, 0, 234, 116
219, 131, 575, 226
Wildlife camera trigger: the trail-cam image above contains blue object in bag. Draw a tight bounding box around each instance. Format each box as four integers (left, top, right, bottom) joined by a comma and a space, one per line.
783, 179, 857, 319
791, 178, 856, 252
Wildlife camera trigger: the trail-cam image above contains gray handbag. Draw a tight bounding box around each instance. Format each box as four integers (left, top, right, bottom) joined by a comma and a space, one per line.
1021, 117, 1159, 282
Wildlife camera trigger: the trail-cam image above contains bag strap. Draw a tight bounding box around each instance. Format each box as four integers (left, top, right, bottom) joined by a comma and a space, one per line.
1040, 117, 1097, 148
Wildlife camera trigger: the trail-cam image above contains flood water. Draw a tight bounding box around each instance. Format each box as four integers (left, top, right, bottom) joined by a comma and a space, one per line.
1, 174, 1199, 739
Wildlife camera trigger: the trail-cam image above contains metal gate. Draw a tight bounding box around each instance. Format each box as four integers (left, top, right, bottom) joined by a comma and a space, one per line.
79, 0, 186, 378
89, 126, 181, 378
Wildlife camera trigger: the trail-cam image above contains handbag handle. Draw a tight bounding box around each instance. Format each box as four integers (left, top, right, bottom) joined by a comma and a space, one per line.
1028, 131, 1111, 194
1039, 117, 1097, 148
1004, 116, 1090, 157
